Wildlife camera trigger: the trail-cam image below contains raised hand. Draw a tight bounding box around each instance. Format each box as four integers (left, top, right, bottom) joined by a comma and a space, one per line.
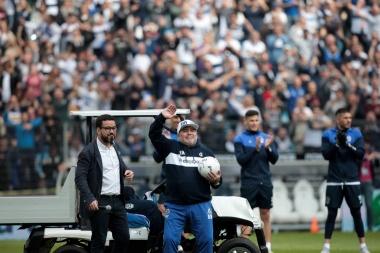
264, 135, 274, 149
337, 131, 347, 146
162, 104, 177, 119
256, 136, 262, 151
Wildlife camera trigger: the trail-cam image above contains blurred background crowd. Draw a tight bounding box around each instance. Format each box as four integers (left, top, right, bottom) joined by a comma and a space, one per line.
0, 0, 380, 191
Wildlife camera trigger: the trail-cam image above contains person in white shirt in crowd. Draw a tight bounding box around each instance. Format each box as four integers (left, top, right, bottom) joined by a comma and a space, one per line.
131, 42, 152, 74
91, 13, 112, 57
173, 9, 194, 31
323, 88, 347, 120
263, 2, 288, 33
216, 29, 242, 69
39, 14, 62, 54
60, 12, 79, 52
303, 105, 332, 154
300, 0, 320, 34
241, 30, 266, 75
274, 126, 293, 153
176, 26, 198, 70
190, 7, 213, 45
291, 96, 313, 159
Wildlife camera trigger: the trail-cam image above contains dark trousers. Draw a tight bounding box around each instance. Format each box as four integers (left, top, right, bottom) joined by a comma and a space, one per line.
361, 182, 374, 230
89, 196, 130, 253
19, 149, 39, 189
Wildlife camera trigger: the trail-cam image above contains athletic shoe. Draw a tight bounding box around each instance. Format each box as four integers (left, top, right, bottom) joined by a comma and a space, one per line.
177, 245, 184, 253
360, 247, 371, 253
320, 247, 330, 253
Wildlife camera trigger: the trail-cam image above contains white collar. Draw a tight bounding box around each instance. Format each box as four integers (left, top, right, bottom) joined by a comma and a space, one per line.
96, 137, 112, 150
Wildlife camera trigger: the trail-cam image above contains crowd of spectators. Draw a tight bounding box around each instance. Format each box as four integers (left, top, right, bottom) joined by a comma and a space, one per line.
1, 0, 380, 190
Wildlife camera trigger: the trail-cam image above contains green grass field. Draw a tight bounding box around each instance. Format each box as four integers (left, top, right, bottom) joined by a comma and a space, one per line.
254, 231, 380, 253
0, 231, 378, 253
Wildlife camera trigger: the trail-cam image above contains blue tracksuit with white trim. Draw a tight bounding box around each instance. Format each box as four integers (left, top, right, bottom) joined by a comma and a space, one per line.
234, 130, 279, 186
149, 113, 221, 253
321, 127, 365, 184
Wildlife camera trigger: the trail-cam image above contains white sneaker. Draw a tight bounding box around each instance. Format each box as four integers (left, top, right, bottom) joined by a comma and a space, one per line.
321, 247, 330, 253
360, 247, 371, 253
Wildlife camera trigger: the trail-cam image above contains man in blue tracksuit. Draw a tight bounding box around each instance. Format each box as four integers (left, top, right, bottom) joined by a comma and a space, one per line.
149, 104, 222, 253
320, 108, 370, 253
234, 109, 279, 253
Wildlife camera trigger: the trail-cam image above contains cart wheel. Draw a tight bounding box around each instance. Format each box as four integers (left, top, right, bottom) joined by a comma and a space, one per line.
217, 237, 260, 253
53, 244, 88, 253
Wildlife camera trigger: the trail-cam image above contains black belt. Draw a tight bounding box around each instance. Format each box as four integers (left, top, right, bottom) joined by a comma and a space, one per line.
100, 195, 120, 199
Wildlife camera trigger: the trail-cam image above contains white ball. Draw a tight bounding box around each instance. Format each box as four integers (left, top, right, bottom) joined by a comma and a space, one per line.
198, 157, 220, 178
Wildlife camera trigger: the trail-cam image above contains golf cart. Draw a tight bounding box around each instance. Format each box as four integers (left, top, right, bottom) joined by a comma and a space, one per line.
0, 109, 268, 253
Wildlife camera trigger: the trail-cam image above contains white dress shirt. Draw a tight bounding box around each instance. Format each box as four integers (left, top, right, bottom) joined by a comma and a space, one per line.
97, 138, 121, 195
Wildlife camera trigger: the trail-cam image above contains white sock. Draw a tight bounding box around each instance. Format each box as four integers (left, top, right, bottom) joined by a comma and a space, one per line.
324, 243, 330, 249
360, 243, 367, 249
266, 242, 271, 249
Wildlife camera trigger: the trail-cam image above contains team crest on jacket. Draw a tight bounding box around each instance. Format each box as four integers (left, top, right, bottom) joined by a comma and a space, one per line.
199, 152, 203, 157
125, 203, 134, 209
347, 136, 351, 142
179, 150, 185, 156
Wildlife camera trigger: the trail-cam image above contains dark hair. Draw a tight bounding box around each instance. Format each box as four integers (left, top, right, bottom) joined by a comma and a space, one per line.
245, 110, 259, 118
176, 114, 185, 121
335, 108, 350, 117
96, 114, 116, 128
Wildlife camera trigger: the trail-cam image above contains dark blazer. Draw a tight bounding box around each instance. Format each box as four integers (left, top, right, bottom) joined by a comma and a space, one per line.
75, 140, 128, 219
